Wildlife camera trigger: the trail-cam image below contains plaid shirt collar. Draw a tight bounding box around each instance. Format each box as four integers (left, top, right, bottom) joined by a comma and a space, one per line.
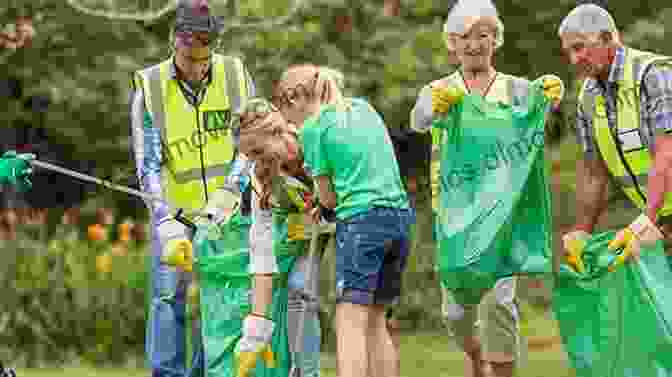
584, 46, 626, 94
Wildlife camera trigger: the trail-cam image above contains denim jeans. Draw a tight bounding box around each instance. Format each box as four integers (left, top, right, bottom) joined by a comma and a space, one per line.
335, 207, 415, 305
287, 253, 322, 377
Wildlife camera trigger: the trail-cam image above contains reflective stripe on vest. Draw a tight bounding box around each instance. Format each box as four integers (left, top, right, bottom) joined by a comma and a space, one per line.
580, 47, 672, 216
430, 72, 526, 210
134, 54, 248, 212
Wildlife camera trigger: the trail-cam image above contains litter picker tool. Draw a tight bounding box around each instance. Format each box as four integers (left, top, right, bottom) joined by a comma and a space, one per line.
29, 158, 202, 231
288, 182, 335, 377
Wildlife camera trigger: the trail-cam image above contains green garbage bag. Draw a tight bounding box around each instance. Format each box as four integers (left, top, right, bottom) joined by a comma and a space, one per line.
434, 82, 553, 291
553, 231, 672, 377
194, 209, 295, 377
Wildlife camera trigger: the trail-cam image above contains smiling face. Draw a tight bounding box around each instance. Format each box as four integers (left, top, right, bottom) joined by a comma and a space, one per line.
561, 31, 614, 80
452, 18, 498, 72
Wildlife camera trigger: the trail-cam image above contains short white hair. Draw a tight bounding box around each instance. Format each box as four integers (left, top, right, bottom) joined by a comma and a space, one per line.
558, 4, 617, 37
442, 0, 504, 52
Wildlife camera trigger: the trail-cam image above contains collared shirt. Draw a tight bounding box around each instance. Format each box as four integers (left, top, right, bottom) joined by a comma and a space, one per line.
576, 46, 672, 159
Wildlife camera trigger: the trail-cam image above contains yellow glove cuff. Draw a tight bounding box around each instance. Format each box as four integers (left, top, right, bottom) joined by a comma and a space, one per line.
431, 86, 465, 114
162, 239, 193, 272
538, 74, 565, 104
608, 228, 636, 252
236, 346, 276, 377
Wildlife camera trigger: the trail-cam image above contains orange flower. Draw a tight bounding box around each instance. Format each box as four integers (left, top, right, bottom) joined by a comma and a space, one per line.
87, 223, 107, 242
118, 222, 133, 243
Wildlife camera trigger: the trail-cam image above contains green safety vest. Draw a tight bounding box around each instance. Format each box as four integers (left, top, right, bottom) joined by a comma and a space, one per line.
428, 71, 531, 210
132, 54, 250, 212
578, 47, 672, 217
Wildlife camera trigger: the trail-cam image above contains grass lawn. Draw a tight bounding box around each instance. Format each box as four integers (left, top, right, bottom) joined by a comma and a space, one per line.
16, 332, 574, 377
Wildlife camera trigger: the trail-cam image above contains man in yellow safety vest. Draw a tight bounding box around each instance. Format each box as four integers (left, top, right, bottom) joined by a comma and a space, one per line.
559, 4, 672, 270
129, 1, 255, 376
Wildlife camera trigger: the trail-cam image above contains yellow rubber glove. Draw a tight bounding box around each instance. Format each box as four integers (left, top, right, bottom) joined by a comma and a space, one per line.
161, 238, 194, 272
539, 74, 565, 105
235, 315, 276, 377
607, 228, 639, 272
431, 84, 465, 114
287, 213, 308, 241
157, 218, 193, 272
607, 214, 663, 271
562, 230, 590, 274
236, 345, 275, 377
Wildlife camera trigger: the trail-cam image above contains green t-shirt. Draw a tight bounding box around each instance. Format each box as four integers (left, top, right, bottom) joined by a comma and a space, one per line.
300, 97, 409, 221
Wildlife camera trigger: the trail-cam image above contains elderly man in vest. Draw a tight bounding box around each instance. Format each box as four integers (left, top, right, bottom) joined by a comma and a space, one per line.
129, 1, 255, 376
408, 1, 563, 376
559, 4, 672, 272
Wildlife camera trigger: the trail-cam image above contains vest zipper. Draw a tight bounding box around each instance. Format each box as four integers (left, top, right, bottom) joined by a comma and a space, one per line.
610, 128, 647, 204
195, 103, 209, 203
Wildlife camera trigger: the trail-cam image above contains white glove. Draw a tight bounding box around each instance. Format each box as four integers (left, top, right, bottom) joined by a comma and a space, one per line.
204, 188, 240, 225
157, 217, 192, 271
235, 315, 276, 377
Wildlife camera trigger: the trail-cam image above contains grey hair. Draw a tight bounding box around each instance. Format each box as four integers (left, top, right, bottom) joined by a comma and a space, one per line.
558, 4, 617, 37
442, 0, 504, 52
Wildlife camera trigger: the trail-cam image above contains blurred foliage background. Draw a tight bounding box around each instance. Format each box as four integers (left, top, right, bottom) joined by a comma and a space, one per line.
0, 0, 670, 367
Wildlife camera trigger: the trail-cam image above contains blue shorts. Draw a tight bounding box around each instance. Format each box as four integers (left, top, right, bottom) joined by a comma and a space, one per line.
335, 207, 414, 306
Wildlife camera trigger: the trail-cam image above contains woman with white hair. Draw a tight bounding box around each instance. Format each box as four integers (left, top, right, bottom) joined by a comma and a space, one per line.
408, 1, 563, 376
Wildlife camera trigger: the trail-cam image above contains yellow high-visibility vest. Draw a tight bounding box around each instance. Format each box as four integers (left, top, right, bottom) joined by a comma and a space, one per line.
133, 54, 250, 212
578, 47, 672, 217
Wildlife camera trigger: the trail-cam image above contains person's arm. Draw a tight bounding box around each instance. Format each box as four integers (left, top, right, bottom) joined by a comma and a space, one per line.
572, 104, 610, 233
315, 175, 337, 209
575, 156, 611, 233
409, 85, 434, 133
642, 65, 672, 222
647, 135, 672, 222
248, 183, 277, 317
300, 111, 337, 210
129, 86, 174, 223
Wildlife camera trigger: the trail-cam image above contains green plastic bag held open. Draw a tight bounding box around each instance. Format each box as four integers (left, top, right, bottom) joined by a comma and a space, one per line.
434, 82, 553, 292
553, 231, 672, 377
193, 209, 295, 377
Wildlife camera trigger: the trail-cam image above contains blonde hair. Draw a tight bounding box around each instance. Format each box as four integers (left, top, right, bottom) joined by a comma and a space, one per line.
272, 64, 347, 111
238, 105, 296, 210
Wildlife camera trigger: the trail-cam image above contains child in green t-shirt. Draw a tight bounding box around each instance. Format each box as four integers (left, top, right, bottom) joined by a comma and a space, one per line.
270, 64, 415, 377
